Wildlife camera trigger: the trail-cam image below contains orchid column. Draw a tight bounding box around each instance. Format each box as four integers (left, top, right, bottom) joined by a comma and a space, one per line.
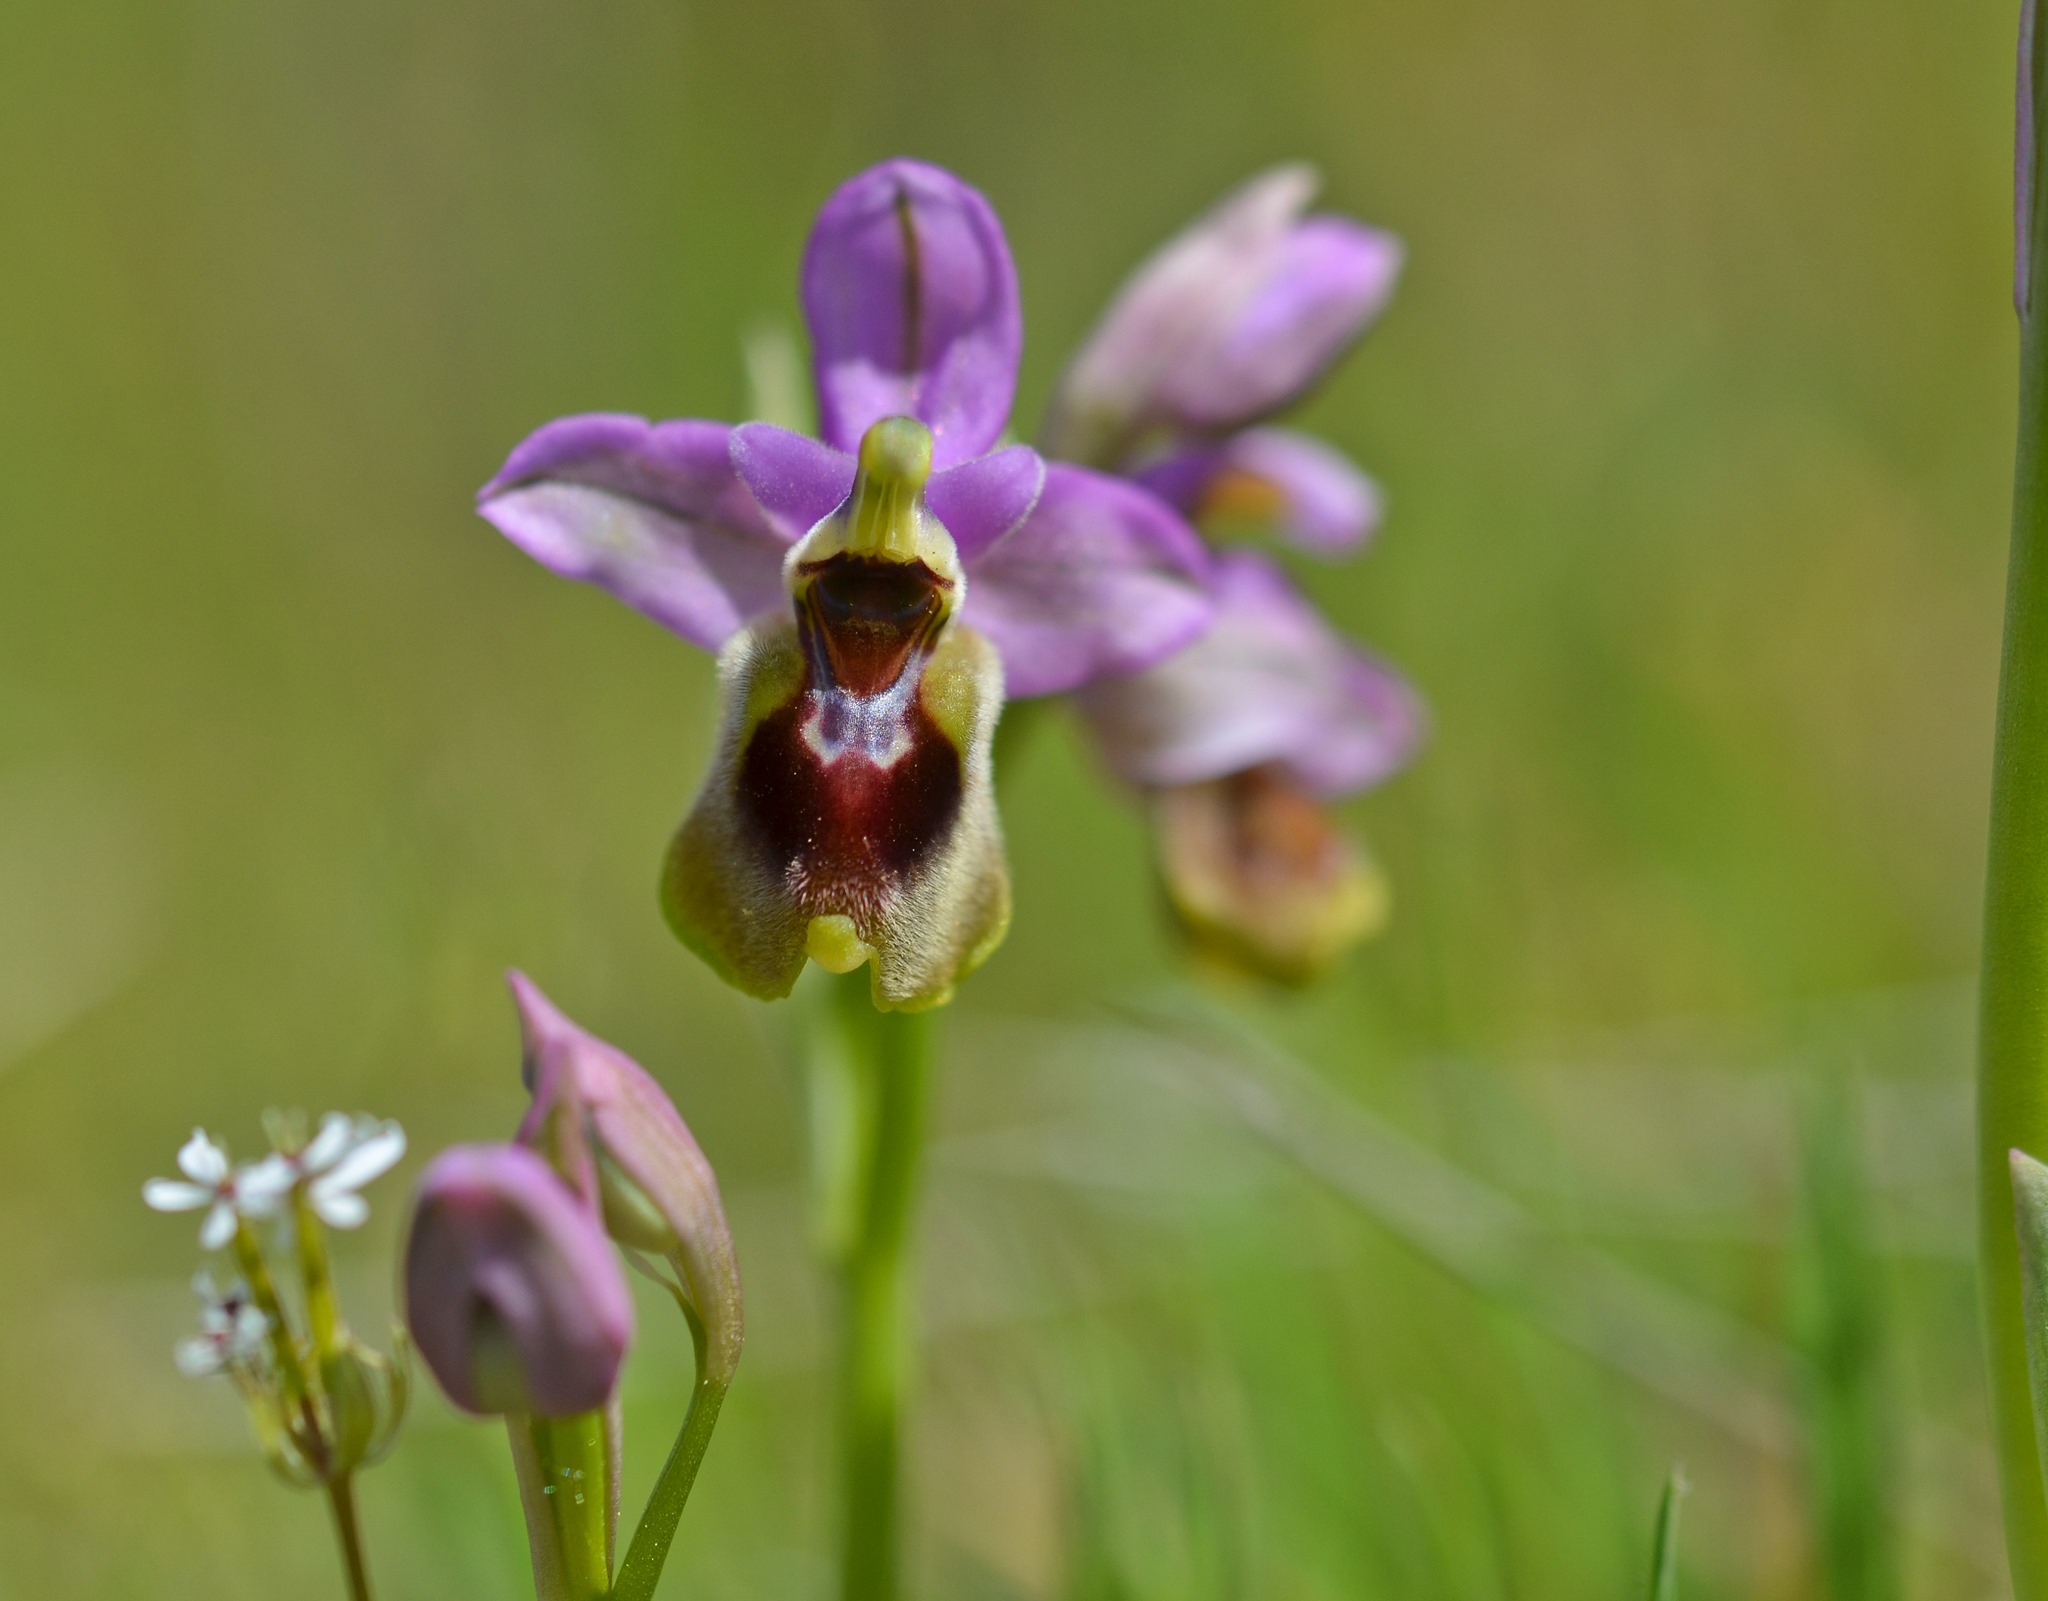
1984, 6, 2048, 1593
478, 159, 1214, 1600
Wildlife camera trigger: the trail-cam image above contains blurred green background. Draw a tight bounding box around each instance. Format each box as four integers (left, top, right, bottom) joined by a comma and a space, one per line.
0, 0, 2023, 1596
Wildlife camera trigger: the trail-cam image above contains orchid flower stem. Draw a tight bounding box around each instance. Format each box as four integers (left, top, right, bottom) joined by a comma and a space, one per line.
810, 968, 935, 1601
509, 1411, 612, 1601
326, 1474, 374, 1601
1985, 19, 2048, 1591
611, 1316, 729, 1601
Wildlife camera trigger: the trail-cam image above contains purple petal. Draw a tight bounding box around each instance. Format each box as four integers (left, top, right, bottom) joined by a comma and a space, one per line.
1139, 428, 1382, 555
801, 159, 1022, 469
960, 465, 1213, 699
1041, 166, 1319, 464
927, 445, 1045, 561
404, 1143, 634, 1418
1074, 550, 1423, 794
478, 414, 791, 651
728, 423, 857, 539
1160, 217, 1402, 431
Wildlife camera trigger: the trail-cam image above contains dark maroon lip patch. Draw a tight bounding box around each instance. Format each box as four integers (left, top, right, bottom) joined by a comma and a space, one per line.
737, 552, 966, 935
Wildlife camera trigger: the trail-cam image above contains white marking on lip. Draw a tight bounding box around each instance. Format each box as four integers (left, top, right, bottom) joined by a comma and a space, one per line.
801, 675, 919, 769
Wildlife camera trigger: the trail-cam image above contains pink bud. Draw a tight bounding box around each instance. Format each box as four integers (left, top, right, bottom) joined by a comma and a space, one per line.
509, 973, 745, 1385
404, 1143, 633, 1417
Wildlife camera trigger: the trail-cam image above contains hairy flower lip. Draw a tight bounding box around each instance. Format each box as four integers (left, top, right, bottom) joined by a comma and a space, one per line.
1153, 767, 1388, 986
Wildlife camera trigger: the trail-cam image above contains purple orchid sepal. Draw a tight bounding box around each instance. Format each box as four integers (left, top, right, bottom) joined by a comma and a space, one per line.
1040, 165, 1402, 467
1075, 550, 1421, 800
801, 159, 1021, 469
1137, 427, 1384, 557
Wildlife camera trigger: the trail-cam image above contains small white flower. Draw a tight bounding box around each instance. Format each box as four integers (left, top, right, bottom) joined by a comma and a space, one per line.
142, 1130, 291, 1250
174, 1272, 271, 1378
293, 1113, 406, 1229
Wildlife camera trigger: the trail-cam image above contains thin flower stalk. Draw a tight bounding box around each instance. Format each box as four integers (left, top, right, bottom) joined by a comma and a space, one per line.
609, 1296, 728, 1601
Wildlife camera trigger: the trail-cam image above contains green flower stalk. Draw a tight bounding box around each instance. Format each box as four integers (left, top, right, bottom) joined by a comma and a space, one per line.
806, 968, 935, 1601
1983, 4, 2048, 1591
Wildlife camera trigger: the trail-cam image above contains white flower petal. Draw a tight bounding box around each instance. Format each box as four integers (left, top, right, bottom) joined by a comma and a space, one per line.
299, 1112, 354, 1174
177, 1130, 229, 1185
199, 1201, 238, 1252
230, 1305, 271, 1358
174, 1336, 224, 1378
234, 1154, 296, 1213
143, 1179, 211, 1213
317, 1123, 405, 1195
312, 1189, 370, 1230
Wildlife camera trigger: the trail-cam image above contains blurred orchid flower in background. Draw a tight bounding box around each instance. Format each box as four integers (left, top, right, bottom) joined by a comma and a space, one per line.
1040, 165, 1423, 984
479, 159, 1214, 1009
1074, 551, 1421, 982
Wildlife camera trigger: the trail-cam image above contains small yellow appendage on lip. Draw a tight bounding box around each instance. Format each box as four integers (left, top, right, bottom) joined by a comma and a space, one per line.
805, 914, 878, 974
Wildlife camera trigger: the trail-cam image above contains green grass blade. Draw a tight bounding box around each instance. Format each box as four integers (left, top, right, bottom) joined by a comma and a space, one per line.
1645, 1467, 1685, 1601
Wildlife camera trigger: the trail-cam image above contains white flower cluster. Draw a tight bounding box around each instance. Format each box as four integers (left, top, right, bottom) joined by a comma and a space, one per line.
174, 1272, 271, 1378
144, 1113, 406, 1381
142, 1115, 406, 1250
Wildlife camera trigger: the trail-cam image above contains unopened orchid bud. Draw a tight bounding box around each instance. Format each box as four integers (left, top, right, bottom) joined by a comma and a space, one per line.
1041, 166, 1402, 465
404, 1143, 633, 1417
510, 972, 745, 1385
664, 414, 1010, 1011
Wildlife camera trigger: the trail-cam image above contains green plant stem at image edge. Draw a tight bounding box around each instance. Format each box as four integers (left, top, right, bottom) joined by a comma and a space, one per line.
1981, 14, 2048, 1594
